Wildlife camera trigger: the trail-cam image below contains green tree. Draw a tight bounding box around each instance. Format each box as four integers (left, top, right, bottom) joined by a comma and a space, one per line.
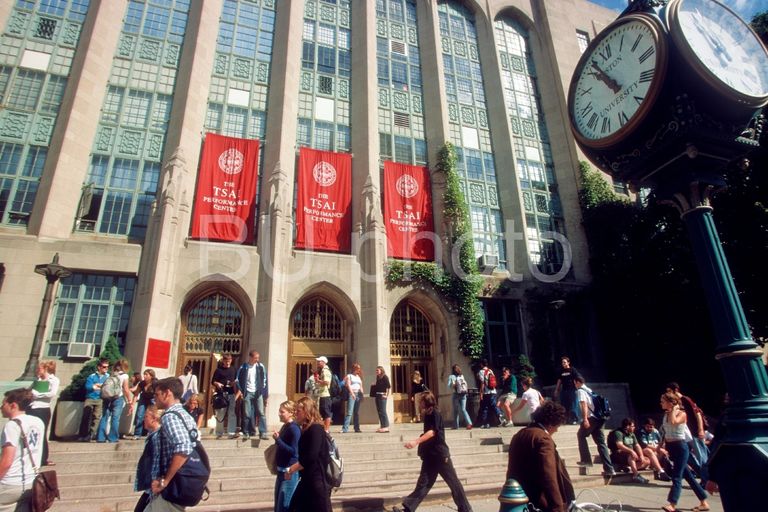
751, 11, 768, 47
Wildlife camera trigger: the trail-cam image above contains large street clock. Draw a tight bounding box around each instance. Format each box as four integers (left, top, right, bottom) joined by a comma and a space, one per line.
667, 0, 768, 113
568, 14, 668, 149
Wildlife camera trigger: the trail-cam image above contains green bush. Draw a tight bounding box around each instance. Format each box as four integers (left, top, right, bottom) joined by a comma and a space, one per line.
59, 336, 124, 401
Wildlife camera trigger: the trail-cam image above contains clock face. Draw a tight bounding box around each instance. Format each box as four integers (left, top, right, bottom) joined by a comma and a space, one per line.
569, 16, 667, 147
669, 0, 768, 103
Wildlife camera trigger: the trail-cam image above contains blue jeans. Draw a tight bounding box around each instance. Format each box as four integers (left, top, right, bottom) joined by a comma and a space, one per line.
666, 440, 708, 505
133, 402, 147, 437
375, 395, 389, 428
243, 391, 266, 435
342, 393, 362, 432
452, 393, 472, 428
97, 397, 125, 442
275, 468, 299, 512
477, 393, 503, 426
577, 416, 614, 473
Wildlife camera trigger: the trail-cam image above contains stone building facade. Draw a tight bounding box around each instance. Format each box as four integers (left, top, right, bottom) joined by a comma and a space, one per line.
0, 0, 617, 423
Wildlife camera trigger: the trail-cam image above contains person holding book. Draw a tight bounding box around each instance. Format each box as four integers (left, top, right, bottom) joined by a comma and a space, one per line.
28, 360, 59, 466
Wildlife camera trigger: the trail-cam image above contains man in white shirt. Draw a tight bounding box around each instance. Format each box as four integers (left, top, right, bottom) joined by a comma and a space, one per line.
235, 350, 269, 440
0, 388, 45, 511
574, 376, 615, 477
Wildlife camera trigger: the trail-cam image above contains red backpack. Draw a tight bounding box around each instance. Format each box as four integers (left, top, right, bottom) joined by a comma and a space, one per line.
485, 369, 497, 390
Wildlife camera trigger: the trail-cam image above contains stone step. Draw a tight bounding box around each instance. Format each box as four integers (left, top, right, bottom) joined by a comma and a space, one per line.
48, 425, 591, 511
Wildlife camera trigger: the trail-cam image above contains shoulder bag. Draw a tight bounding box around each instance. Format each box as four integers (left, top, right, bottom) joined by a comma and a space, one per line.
160, 410, 211, 507
13, 419, 59, 512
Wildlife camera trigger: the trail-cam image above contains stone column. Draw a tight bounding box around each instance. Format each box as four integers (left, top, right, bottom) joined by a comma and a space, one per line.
124, 0, 223, 371
253, 0, 305, 420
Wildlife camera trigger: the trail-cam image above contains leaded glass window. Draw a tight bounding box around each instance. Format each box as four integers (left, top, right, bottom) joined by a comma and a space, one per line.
496, 15, 565, 275
79, 0, 189, 238
0, 0, 89, 226
439, 1, 504, 268
297, 0, 351, 152
46, 273, 136, 357
377, 0, 426, 166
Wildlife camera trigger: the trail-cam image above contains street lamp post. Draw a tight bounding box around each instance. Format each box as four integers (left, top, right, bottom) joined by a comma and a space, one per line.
18, 253, 71, 381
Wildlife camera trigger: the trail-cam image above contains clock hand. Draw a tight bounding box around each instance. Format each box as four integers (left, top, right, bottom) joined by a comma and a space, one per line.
590, 61, 621, 93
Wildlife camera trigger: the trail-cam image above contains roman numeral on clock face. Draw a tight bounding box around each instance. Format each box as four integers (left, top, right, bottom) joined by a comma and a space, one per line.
601, 117, 611, 134
618, 111, 629, 126
639, 69, 654, 83
599, 44, 612, 61
638, 46, 655, 64
587, 112, 599, 129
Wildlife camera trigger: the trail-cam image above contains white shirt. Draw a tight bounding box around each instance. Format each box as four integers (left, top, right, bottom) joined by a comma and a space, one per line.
30, 374, 60, 409
179, 373, 199, 396
1, 414, 45, 486
576, 385, 594, 420
346, 374, 362, 394
246, 364, 257, 393
521, 388, 543, 414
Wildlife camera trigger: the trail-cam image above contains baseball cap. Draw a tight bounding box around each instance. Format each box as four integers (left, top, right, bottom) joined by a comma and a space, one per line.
316, 356, 328, 363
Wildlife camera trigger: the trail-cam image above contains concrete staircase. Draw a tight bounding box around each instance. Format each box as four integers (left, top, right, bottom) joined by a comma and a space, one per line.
48, 424, 622, 512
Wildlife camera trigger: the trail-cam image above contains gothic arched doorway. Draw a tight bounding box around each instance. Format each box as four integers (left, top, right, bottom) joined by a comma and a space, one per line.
288, 296, 346, 402
178, 290, 247, 420
390, 300, 435, 423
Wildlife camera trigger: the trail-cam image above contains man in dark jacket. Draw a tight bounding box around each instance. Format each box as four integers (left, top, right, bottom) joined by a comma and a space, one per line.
506, 401, 575, 512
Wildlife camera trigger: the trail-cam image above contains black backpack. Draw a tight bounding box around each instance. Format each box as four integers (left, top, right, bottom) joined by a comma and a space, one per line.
160, 410, 211, 507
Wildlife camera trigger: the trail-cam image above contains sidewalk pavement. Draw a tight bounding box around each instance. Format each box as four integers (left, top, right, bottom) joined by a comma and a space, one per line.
416, 480, 723, 512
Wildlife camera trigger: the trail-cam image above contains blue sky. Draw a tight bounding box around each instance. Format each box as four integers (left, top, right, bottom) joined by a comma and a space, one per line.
589, 0, 764, 23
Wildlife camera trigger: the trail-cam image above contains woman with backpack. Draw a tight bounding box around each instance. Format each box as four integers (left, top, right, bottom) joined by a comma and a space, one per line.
97, 359, 133, 443
447, 364, 472, 430
273, 400, 301, 512
286, 396, 332, 512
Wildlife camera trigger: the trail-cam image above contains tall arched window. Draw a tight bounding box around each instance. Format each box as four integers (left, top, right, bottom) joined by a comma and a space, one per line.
376, 0, 427, 165
183, 291, 245, 355
438, 1, 505, 268
297, 0, 351, 151
495, 15, 565, 274
390, 300, 433, 422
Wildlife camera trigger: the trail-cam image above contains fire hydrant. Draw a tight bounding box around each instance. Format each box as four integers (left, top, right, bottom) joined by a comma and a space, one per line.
498, 478, 531, 512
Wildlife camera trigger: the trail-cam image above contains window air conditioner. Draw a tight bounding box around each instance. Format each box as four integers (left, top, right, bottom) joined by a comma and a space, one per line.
478, 254, 499, 274
67, 342, 95, 358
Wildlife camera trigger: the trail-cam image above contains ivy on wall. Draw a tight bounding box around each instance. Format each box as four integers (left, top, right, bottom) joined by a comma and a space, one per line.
385, 143, 485, 359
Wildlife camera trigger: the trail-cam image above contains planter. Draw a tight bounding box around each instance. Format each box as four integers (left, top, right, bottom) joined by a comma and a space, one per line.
54, 400, 136, 438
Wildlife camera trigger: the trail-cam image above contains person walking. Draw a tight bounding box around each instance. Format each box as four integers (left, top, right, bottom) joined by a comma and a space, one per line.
392, 391, 472, 512
554, 356, 581, 424
314, 357, 333, 432
574, 376, 614, 477
665, 381, 709, 482
373, 366, 391, 433
131, 369, 157, 440
133, 405, 162, 512
146, 377, 199, 512
28, 360, 59, 465
476, 360, 505, 428
272, 400, 300, 512
78, 358, 110, 442
97, 359, 134, 443
341, 363, 363, 433
409, 370, 428, 423
285, 397, 332, 512
212, 354, 239, 439
236, 350, 269, 440
447, 364, 472, 430
660, 392, 709, 512
506, 401, 574, 512
0, 388, 45, 512
178, 365, 198, 404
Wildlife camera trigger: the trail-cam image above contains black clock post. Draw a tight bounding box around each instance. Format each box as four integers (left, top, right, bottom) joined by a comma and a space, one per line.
568, 1, 768, 509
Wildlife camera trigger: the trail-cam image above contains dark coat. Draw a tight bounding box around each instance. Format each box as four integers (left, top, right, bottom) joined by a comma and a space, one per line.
506, 424, 575, 512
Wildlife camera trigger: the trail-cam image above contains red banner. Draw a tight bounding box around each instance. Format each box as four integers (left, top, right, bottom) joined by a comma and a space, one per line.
384, 161, 434, 261
190, 133, 260, 243
295, 147, 352, 252
145, 338, 171, 369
